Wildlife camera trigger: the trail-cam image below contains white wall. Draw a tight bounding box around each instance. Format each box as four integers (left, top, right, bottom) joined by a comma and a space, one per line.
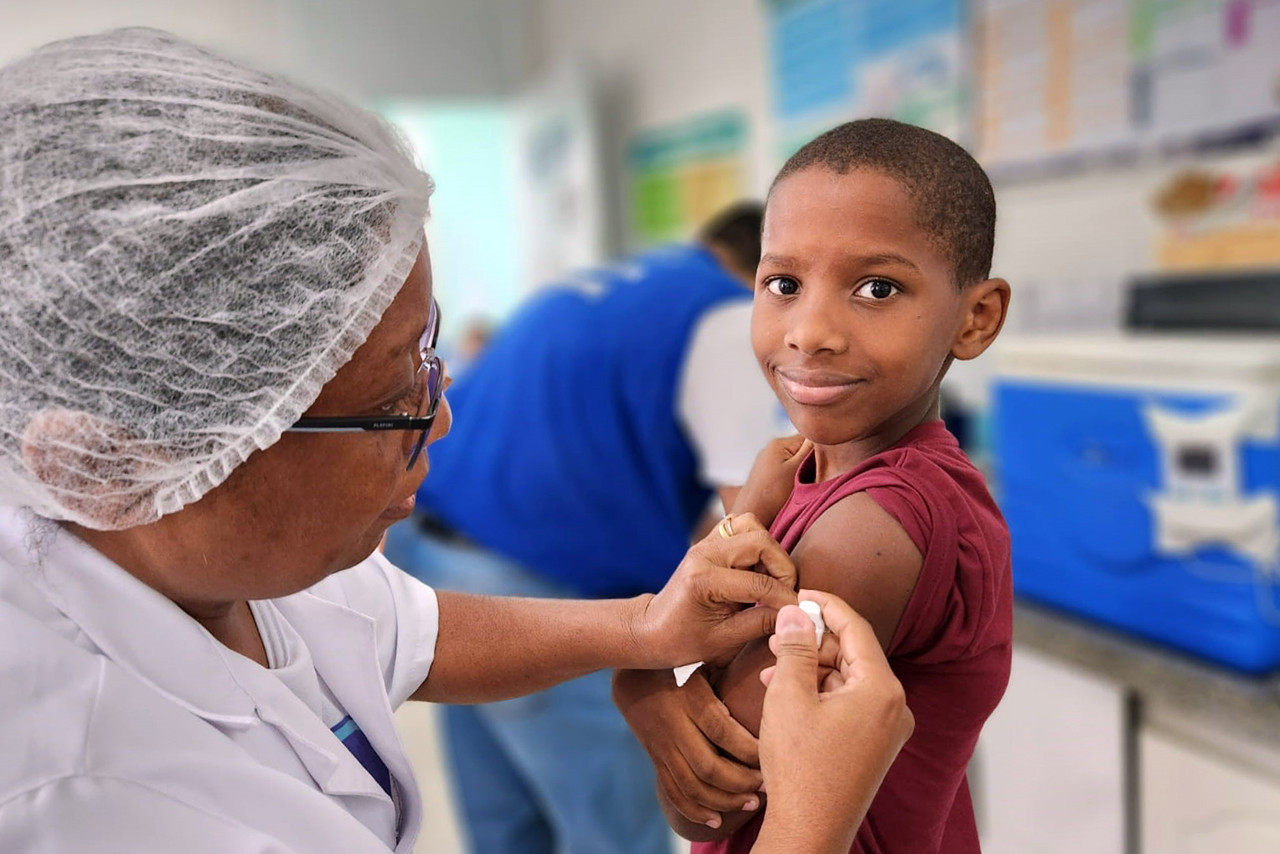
0, 0, 286, 72
274, 0, 533, 100
0, 0, 533, 100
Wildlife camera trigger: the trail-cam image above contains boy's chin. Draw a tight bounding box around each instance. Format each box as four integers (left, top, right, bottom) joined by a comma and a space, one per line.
786, 414, 864, 449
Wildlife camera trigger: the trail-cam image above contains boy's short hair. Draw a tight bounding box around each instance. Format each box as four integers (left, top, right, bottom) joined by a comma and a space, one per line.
771, 119, 995, 288
697, 200, 764, 276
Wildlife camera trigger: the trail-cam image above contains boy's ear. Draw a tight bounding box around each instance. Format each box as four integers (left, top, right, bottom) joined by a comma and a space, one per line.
952, 277, 1010, 361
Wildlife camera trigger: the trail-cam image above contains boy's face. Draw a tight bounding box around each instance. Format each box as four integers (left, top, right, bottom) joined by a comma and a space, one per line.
753, 167, 968, 453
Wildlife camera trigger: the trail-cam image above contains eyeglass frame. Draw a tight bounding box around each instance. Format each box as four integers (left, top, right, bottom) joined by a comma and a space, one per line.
286, 298, 443, 471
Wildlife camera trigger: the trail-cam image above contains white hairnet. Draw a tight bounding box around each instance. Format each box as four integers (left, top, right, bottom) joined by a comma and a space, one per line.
0, 28, 434, 529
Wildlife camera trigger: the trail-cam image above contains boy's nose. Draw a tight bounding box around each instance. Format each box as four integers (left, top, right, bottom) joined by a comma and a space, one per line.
784, 299, 848, 355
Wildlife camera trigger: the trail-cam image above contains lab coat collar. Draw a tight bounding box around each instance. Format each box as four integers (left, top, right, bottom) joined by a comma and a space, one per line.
23, 525, 412, 822
13, 520, 410, 845
275, 591, 419, 809
229, 638, 392, 802
30, 525, 260, 727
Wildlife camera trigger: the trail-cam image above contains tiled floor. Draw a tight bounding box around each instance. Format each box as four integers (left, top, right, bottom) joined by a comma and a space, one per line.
395, 703, 466, 853
395, 703, 690, 853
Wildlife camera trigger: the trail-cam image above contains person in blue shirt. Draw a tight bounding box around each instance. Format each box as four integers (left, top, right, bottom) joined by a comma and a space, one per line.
383, 202, 791, 854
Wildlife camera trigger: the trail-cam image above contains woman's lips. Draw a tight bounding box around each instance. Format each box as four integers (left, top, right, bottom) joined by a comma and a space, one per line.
775, 368, 863, 406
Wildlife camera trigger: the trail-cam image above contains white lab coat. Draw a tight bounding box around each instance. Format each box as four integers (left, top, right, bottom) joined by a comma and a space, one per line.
0, 509, 440, 853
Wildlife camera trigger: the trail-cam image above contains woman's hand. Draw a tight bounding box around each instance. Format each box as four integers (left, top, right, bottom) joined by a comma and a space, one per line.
420, 514, 795, 704
752, 592, 915, 854
612, 667, 762, 834
629, 512, 798, 669
731, 436, 811, 527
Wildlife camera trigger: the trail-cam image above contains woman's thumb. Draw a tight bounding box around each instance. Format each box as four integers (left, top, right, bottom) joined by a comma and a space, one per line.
765, 605, 820, 702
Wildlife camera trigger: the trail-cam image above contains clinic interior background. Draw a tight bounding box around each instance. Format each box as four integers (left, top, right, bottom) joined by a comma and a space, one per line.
7, 2, 1280, 853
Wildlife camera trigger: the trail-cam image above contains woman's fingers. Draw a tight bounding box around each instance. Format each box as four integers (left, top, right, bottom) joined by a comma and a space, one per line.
683, 673, 761, 768
760, 662, 839, 691
796, 588, 894, 681
698, 559, 797, 613
697, 520, 799, 600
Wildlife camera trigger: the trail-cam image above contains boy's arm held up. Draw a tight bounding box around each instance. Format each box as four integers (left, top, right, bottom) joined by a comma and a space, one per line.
701, 490, 923, 839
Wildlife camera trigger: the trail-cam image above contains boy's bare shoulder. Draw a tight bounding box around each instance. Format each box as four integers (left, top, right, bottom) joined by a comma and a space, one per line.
792, 491, 922, 651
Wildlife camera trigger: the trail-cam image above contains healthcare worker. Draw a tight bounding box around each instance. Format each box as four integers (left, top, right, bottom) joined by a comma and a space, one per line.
0, 28, 911, 854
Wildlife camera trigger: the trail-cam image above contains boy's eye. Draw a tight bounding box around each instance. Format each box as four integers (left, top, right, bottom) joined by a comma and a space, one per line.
855, 278, 898, 300
764, 276, 800, 296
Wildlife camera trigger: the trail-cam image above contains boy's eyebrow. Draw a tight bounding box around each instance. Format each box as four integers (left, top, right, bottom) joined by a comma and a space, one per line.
858, 252, 921, 272
758, 253, 800, 267
759, 251, 922, 272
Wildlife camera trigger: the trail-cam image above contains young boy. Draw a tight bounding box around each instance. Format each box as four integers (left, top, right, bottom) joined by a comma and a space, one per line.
619, 118, 1012, 853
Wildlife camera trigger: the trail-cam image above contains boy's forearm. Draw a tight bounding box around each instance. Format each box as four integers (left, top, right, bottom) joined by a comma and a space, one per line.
414, 591, 651, 702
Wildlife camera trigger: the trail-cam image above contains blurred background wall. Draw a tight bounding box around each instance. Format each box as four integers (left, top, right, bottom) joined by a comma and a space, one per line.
11, 1, 1273, 368
6, 2, 1280, 852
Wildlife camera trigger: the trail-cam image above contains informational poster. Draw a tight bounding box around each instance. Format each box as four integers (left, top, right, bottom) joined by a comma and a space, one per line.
976, 0, 1280, 167
768, 0, 860, 123
976, 0, 1131, 165
854, 0, 967, 139
1135, 0, 1280, 140
514, 68, 608, 295
765, 0, 966, 158
626, 111, 748, 247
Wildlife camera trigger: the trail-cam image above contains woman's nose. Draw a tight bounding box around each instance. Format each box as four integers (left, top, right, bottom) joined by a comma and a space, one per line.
429, 392, 453, 444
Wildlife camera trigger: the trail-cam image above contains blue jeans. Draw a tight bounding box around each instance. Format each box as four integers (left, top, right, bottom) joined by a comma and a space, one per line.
383, 520, 672, 854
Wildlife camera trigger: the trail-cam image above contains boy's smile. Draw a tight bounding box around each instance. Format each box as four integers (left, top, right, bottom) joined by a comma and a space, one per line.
753, 167, 968, 478
773, 366, 864, 407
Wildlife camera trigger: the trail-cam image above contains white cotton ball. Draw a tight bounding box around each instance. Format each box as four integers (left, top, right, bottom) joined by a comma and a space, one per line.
799, 600, 825, 643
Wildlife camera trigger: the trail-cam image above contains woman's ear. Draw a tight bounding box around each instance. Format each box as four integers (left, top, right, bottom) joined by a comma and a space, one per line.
22, 409, 160, 529
952, 277, 1011, 361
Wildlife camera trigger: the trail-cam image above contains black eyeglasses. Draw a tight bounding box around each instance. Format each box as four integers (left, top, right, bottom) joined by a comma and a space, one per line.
287, 299, 443, 471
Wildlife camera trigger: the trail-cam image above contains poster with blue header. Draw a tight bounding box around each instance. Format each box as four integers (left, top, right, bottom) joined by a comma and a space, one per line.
765, 0, 967, 160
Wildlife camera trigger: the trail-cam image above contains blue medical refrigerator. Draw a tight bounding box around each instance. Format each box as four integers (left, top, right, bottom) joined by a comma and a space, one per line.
993, 335, 1280, 674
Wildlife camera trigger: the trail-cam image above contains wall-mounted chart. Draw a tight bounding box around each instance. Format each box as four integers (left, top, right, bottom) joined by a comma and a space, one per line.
762, 0, 1280, 172
626, 111, 748, 247
764, 0, 967, 159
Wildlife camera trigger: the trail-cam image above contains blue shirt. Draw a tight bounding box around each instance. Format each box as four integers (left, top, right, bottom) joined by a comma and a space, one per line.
417, 245, 749, 597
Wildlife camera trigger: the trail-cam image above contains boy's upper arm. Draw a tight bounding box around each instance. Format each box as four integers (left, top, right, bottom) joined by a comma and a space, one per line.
792, 491, 923, 651
715, 491, 923, 738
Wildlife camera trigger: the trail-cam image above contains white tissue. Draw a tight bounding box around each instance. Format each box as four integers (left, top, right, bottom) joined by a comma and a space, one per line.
673, 661, 704, 687
800, 600, 825, 642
